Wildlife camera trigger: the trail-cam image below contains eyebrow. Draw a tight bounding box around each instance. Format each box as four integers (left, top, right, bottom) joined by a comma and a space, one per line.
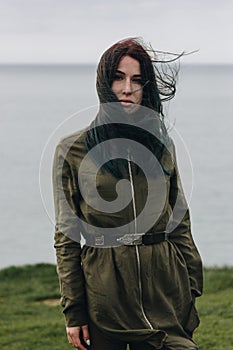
115, 69, 141, 77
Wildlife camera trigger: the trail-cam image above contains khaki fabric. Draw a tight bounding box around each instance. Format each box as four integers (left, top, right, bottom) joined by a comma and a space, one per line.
53, 128, 203, 347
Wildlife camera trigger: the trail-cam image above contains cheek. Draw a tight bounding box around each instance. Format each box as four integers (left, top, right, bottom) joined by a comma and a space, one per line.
136, 91, 143, 103
111, 82, 119, 95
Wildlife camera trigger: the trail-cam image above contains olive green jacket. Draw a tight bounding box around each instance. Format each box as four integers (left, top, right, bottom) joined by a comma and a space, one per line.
53, 128, 203, 346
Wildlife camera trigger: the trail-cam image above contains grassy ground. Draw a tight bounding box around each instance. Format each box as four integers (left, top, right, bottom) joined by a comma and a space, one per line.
194, 268, 233, 349
0, 264, 232, 350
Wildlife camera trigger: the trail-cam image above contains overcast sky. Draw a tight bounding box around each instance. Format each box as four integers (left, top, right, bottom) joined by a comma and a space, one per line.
0, 0, 232, 64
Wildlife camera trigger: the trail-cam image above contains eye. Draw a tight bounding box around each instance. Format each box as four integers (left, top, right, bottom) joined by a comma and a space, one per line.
113, 74, 123, 81
132, 77, 143, 85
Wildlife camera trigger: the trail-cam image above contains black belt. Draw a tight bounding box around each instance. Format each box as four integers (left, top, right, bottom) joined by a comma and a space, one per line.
84, 232, 169, 247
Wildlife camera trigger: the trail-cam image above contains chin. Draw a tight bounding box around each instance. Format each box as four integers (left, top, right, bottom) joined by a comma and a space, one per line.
123, 104, 140, 114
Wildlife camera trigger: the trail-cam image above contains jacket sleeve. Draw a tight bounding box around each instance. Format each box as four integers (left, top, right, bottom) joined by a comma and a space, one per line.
53, 141, 88, 327
168, 144, 203, 298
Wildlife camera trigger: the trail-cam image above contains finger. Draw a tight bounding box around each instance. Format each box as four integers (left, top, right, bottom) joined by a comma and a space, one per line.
71, 330, 87, 350
81, 325, 90, 346
67, 333, 73, 345
67, 329, 78, 345
66, 327, 80, 342
72, 336, 87, 350
74, 342, 87, 350
66, 326, 88, 350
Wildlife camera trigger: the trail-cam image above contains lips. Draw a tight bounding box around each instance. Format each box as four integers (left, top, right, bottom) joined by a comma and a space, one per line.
120, 99, 134, 106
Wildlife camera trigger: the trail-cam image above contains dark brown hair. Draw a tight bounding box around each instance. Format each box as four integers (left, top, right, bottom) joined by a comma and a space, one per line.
96, 38, 179, 116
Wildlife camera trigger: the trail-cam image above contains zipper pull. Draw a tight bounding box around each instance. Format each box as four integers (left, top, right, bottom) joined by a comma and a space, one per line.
127, 147, 131, 161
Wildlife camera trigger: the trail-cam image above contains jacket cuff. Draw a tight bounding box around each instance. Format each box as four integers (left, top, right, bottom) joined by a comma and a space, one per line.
64, 306, 89, 327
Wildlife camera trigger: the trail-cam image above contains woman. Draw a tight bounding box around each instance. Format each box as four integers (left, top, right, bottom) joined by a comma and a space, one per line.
53, 38, 203, 350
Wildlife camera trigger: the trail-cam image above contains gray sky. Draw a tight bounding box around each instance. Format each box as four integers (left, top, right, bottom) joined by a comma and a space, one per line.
0, 0, 232, 64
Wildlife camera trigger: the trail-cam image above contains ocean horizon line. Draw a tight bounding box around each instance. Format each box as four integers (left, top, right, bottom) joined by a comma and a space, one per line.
0, 62, 232, 68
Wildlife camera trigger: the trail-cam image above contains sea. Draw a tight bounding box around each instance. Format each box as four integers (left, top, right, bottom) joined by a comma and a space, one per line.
0, 64, 232, 269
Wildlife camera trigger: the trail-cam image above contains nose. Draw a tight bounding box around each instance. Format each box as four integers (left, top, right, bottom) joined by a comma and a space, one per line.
122, 79, 132, 95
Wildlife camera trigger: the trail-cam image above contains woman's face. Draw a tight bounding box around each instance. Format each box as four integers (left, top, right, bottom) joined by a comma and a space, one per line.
111, 55, 143, 113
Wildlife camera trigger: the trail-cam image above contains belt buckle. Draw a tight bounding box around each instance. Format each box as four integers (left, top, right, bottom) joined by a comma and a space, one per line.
117, 233, 143, 246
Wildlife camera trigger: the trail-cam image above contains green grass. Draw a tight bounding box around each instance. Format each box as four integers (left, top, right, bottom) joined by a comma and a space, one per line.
0, 264, 232, 349
193, 267, 233, 349
0, 264, 68, 350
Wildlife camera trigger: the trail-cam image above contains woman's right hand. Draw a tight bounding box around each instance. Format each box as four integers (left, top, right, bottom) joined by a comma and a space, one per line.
66, 324, 90, 349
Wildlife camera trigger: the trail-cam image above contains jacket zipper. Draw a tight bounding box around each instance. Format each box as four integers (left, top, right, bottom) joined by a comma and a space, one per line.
127, 154, 153, 330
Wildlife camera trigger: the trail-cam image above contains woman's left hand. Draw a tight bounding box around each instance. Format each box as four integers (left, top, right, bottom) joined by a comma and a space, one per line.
66, 324, 90, 349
